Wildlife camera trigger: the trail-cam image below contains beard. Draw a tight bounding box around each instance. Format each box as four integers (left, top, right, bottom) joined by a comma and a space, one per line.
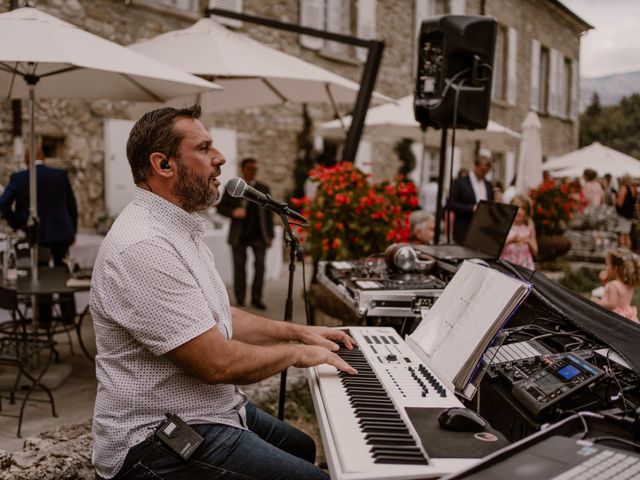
172, 160, 219, 212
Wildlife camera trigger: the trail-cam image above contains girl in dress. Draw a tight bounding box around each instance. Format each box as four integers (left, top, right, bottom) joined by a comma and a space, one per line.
500, 194, 538, 270
591, 248, 640, 322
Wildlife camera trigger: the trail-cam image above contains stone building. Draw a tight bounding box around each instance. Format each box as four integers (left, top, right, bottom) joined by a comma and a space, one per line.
0, 0, 589, 230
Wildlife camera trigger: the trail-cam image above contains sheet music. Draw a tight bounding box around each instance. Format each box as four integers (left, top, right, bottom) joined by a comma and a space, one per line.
409, 261, 530, 390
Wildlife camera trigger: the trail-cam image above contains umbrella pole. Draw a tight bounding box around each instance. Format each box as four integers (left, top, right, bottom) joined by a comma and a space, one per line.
420, 127, 428, 187
28, 83, 39, 281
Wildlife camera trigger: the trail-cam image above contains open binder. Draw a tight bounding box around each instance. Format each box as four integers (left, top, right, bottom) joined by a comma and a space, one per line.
407, 260, 531, 397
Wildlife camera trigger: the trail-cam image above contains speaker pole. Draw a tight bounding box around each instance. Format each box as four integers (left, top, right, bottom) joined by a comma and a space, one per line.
434, 127, 448, 245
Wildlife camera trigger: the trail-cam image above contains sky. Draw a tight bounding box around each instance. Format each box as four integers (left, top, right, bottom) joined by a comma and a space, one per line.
560, 0, 640, 78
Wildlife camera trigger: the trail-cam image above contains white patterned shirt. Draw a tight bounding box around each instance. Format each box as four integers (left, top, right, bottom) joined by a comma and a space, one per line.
91, 188, 247, 479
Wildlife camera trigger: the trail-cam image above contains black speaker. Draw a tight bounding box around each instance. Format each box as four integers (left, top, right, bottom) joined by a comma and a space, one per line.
414, 15, 497, 130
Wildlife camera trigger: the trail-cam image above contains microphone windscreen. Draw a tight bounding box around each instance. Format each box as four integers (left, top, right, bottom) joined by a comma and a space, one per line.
227, 177, 247, 198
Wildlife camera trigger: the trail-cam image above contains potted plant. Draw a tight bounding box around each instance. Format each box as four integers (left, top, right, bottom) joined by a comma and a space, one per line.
292, 162, 419, 262
530, 179, 586, 260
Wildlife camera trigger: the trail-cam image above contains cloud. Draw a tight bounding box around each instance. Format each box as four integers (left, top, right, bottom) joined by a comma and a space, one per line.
561, 0, 640, 77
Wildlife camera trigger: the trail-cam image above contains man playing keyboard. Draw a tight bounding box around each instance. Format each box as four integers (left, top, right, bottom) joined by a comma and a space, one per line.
90, 105, 356, 480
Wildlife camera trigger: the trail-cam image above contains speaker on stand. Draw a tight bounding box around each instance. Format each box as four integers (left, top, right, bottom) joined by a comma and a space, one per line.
414, 15, 497, 244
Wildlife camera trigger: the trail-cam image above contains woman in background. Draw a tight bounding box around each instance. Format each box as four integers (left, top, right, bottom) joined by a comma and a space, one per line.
616, 175, 636, 249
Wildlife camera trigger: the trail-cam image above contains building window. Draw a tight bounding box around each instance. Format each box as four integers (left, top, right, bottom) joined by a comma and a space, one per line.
41, 135, 65, 160
325, 0, 352, 55
300, 0, 377, 61
208, 0, 244, 27
433, 0, 447, 15
158, 0, 199, 10
531, 39, 578, 120
492, 152, 505, 186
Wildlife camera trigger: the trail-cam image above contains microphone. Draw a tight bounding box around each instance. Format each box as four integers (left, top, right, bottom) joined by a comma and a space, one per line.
226, 177, 308, 225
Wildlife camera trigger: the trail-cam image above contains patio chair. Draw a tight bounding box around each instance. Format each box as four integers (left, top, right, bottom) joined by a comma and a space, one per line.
0, 284, 57, 437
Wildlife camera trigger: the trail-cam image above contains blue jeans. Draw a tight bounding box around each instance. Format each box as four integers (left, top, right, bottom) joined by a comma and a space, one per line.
111, 402, 328, 480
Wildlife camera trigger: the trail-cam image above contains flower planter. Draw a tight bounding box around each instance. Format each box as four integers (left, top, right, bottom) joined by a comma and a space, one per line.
537, 233, 572, 261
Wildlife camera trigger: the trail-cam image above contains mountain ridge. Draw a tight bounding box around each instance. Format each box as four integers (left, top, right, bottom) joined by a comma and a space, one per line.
580, 70, 640, 110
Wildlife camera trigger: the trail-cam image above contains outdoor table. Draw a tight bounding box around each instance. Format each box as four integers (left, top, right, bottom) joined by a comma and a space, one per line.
0, 267, 93, 362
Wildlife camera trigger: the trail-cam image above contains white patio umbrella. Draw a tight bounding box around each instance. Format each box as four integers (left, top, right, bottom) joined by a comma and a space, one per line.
546, 142, 640, 179
515, 111, 543, 193
129, 17, 392, 112
317, 95, 521, 152
0, 7, 220, 277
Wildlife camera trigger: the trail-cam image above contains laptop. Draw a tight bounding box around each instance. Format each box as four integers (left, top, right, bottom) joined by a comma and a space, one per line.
417, 201, 518, 262
458, 434, 640, 479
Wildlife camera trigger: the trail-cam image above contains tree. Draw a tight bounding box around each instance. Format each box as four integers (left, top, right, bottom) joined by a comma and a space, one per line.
580, 92, 640, 160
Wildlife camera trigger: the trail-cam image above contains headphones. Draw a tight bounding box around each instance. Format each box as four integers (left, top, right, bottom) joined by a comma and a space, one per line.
160, 159, 170, 170
384, 243, 435, 272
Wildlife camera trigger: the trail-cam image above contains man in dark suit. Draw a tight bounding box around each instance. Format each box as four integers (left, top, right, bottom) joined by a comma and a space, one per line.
0, 146, 78, 265
448, 149, 494, 244
217, 158, 274, 310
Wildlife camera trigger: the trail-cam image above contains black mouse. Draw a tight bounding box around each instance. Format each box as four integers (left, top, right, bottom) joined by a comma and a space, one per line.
438, 407, 487, 432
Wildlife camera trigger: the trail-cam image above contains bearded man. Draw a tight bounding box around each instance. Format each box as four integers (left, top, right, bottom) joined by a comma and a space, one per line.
90, 105, 356, 480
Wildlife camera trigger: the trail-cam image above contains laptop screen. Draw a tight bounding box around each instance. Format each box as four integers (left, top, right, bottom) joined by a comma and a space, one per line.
463, 201, 518, 257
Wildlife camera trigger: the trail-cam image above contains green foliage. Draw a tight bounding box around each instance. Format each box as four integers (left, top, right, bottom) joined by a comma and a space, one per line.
559, 266, 600, 293
290, 104, 316, 201
393, 138, 416, 177
580, 93, 640, 160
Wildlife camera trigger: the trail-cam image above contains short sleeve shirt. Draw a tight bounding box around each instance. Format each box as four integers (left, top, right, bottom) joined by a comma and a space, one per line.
90, 188, 247, 479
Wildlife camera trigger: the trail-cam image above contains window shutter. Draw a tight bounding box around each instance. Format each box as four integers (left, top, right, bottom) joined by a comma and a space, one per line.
449, 0, 465, 14
548, 49, 559, 115
356, 0, 377, 62
506, 27, 517, 105
326, 0, 349, 54
557, 53, 566, 118
529, 39, 540, 111
300, 0, 325, 50
570, 58, 579, 121
208, 0, 243, 28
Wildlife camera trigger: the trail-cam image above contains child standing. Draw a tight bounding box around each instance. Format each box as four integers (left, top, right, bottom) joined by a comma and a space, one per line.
500, 194, 538, 270
591, 248, 640, 322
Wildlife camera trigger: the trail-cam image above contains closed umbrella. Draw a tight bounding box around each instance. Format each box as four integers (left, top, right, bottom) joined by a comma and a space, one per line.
0, 7, 220, 277
129, 17, 391, 112
515, 111, 543, 193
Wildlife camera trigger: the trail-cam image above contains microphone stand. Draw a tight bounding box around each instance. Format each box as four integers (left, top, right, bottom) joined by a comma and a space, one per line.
277, 210, 302, 420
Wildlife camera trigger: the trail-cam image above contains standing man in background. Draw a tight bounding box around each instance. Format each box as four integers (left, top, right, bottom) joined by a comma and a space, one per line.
0, 144, 77, 265
218, 158, 274, 310
448, 148, 494, 244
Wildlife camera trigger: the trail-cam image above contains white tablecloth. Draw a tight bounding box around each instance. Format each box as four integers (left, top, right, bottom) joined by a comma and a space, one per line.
69, 225, 283, 287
